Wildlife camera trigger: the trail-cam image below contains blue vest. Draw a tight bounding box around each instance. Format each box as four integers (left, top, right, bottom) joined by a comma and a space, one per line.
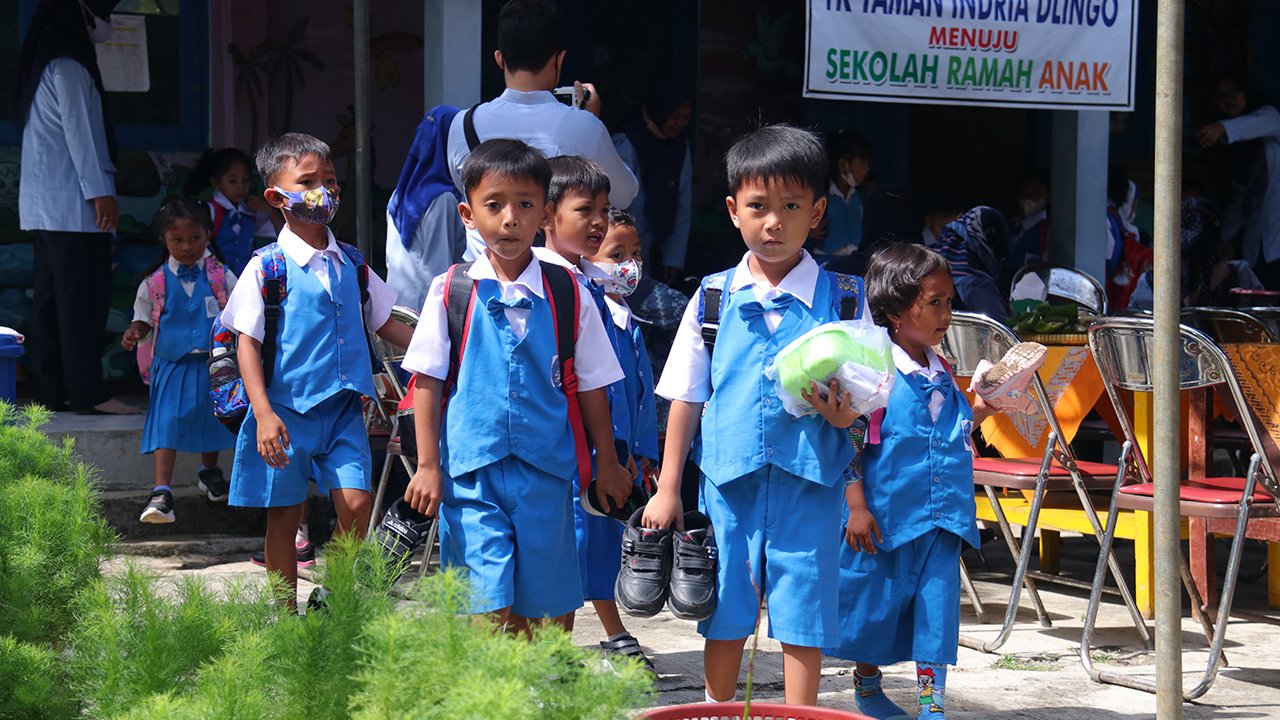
442, 278, 576, 480
862, 368, 980, 552
606, 313, 659, 463
154, 265, 214, 361
265, 253, 376, 414
696, 268, 856, 487
822, 190, 863, 254
216, 207, 258, 275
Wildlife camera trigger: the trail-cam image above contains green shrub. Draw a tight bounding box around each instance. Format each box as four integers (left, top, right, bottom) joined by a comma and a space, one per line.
0, 402, 113, 644
0, 636, 76, 720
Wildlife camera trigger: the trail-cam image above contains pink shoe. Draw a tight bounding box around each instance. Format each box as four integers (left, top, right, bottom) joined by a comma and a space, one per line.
972, 342, 1047, 415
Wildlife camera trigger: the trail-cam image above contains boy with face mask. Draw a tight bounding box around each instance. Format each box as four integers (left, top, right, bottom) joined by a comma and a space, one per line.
815, 129, 874, 256
219, 133, 414, 607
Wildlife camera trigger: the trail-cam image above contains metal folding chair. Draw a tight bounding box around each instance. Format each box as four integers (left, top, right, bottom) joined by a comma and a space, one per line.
1082, 316, 1280, 699
1009, 262, 1108, 317
366, 306, 438, 577
941, 312, 1150, 653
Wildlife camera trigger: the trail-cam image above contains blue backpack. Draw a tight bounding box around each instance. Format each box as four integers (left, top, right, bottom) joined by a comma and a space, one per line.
208, 241, 373, 433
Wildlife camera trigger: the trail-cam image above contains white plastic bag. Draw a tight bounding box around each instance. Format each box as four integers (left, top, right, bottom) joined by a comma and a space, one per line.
764, 321, 896, 419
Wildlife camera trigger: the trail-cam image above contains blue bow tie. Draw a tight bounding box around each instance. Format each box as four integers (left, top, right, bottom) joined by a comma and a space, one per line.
487, 295, 533, 317
739, 293, 796, 322
175, 264, 201, 282
912, 374, 951, 397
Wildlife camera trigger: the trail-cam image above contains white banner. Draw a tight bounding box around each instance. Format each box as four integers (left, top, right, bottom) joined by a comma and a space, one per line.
804, 0, 1139, 110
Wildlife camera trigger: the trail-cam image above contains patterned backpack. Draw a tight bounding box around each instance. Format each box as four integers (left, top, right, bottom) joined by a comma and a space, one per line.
208, 241, 372, 433
135, 256, 230, 385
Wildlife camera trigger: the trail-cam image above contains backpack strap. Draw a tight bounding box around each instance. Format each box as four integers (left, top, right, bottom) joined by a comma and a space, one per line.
696, 270, 732, 358
258, 244, 288, 388
831, 271, 865, 321
209, 201, 226, 239
462, 102, 483, 151
336, 241, 371, 306
442, 262, 477, 399
204, 256, 229, 309
538, 260, 592, 492
135, 267, 169, 385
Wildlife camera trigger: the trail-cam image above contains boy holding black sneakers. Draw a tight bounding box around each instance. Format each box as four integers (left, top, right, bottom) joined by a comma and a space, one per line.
639, 125, 870, 706
400, 139, 632, 632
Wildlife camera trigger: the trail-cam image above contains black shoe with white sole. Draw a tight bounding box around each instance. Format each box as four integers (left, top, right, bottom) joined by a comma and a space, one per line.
197, 466, 230, 502
139, 488, 175, 524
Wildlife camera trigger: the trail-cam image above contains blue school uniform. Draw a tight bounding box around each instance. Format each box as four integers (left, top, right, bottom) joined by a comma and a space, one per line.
826, 353, 979, 666
229, 249, 376, 507
575, 297, 659, 601
141, 265, 234, 454
439, 277, 583, 618
695, 267, 858, 647
213, 205, 260, 275
820, 187, 863, 255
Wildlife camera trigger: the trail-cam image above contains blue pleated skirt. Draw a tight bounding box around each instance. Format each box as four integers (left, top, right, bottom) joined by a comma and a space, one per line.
141, 353, 235, 454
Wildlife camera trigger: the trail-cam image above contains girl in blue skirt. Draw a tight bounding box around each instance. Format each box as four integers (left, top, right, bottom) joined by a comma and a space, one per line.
122, 198, 237, 524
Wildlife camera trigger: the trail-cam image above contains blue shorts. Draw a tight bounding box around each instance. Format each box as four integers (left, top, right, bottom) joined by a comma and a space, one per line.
440, 457, 583, 618
698, 465, 844, 647
574, 500, 624, 601
229, 390, 371, 507
825, 527, 962, 666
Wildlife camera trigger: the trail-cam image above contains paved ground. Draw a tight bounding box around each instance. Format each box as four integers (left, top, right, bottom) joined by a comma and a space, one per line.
111, 535, 1280, 719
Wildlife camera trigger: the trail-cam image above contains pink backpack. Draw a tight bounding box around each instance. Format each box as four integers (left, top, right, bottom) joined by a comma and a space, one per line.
135, 257, 230, 385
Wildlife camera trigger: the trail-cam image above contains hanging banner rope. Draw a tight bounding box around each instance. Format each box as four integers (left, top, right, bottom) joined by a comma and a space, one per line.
804, 0, 1139, 110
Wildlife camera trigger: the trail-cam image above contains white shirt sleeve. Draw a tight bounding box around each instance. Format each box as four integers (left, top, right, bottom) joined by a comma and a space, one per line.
654, 294, 711, 403
131, 278, 151, 324
1222, 105, 1280, 144
400, 274, 450, 380
363, 269, 396, 332
573, 297, 625, 392
220, 256, 267, 341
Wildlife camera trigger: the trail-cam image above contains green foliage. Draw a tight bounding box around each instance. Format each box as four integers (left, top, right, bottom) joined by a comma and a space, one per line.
0, 402, 113, 644
0, 636, 76, 720
80, 537, 651, 720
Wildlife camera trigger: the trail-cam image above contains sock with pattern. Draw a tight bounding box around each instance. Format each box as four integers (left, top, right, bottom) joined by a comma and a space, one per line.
915, 663, 947, 718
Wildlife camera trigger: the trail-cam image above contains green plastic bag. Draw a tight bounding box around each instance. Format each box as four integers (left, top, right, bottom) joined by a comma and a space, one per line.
765, 321, 895, 418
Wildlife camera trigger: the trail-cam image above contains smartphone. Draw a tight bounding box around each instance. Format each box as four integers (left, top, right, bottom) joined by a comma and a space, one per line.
552, 85, 591, 109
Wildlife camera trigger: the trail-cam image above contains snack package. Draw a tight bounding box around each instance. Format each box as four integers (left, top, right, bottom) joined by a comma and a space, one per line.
764, 321, 895, 419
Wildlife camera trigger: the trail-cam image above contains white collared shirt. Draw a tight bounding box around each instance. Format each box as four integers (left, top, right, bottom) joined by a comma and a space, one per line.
131, 249, 239, 323
219, 225, 395, 342
400, 251, 623, 392
656, 251, 868, 403
208, 190, 276, 238
891, 344, 951, 422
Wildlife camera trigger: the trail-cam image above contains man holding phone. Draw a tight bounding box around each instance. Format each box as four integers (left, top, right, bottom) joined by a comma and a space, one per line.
446, 0, 638, 261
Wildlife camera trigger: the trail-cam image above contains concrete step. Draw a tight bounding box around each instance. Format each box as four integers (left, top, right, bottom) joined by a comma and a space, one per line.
101, 486, 264, 539
114, 535, 263, 559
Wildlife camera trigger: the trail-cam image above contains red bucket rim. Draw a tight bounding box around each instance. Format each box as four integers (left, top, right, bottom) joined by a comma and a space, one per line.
641, 701, 873, 720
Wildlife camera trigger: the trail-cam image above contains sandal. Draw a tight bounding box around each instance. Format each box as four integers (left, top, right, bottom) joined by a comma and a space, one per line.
599, 632, 655, 674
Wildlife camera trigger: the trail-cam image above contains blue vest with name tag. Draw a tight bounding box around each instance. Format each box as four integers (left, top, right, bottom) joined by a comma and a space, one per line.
265, 253, 375, 413
442, 278, 576, 480
862, 368, 980, 552
606, 313, 659, 463
155, 265, 215, 361
696, 268, 856, 487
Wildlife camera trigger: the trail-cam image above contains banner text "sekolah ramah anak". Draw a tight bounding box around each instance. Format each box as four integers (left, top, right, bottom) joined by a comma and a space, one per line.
804, 0, 1138, 110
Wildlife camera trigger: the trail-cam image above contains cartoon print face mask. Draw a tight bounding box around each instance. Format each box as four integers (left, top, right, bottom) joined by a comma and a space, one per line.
592, 259, 642, 297
272, 186, 340, 225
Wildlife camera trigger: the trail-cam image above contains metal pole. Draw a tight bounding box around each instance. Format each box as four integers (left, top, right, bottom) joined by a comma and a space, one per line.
353, 0, 372, 259
1152, 0, 1185, 715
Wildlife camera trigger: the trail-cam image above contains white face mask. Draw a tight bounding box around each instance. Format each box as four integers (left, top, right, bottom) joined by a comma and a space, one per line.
1019, 197, 1046, 218
592, 259, 642, 297
81, 2, 114, 43
840, 170, 860, 190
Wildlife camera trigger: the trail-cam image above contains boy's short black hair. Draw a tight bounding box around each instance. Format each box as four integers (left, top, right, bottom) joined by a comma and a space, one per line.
497, 0, 567, 74
460, 138, 552, 201
547, 155, 611, 204
726, 125, 827, 200
255, 133, 331, 185
608, 207, 636, 227
1016, 166, 1050, 193
866, 242, 951, 328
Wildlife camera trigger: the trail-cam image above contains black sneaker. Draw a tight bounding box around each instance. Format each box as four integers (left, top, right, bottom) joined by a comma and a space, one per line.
666, 511, 717, 621
196, 466, 230, 502
139, 488, 175, 524
249, 542, 316, 568
372, 499, 434, 577
598, 632, 656, 675
581, 479, 651, 522
307, 586, 329, 612
615, 507, 673, 617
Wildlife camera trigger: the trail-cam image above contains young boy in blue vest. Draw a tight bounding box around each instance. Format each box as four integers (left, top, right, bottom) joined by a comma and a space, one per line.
220, 133, 414, 606
399, 138, 633, 633
643, 125, 870, 706
535, 156, 655, 667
